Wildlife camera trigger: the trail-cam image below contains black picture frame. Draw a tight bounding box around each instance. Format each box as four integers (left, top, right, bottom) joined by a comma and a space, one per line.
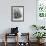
11, 6, 24, 22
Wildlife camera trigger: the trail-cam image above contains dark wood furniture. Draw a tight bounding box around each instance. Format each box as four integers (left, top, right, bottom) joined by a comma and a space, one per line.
4, 33, 18, 46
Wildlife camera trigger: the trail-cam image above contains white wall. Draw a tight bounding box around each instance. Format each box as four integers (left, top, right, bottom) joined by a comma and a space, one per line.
0, 0, 36, 33
0, 0, 37, 42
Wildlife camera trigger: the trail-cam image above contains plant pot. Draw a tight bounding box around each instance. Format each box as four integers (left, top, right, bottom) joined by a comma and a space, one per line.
37, 39, 45, 44
37, 39, 40, 43
40, 39, 45, 43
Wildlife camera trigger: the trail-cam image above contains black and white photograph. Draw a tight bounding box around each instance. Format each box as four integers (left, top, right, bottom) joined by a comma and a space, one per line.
11, 6, 24, 22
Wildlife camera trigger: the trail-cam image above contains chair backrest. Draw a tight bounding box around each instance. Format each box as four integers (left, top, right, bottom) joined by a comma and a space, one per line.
18, 33, 29, 42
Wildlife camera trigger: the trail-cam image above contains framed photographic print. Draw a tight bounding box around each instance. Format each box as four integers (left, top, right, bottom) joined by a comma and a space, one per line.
11, 6, 24, 22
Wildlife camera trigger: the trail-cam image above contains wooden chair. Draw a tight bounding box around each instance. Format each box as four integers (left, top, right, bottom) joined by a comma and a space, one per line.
18, 33, 30, 46
4, 33, 18, 46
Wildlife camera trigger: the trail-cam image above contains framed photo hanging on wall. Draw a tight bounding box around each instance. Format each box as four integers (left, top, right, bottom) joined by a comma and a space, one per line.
11, 6, 24, 22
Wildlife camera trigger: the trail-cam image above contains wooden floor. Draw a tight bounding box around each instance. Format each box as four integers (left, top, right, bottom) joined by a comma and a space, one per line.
0, 42, 46, 46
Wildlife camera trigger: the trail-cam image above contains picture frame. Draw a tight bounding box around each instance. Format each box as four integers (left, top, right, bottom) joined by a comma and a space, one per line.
11, 6, 24, 22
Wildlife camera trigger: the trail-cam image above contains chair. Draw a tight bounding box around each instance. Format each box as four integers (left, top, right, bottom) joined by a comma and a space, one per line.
18, 33, 30, 46
4, 27, 19, 46
4, 33, 18, 46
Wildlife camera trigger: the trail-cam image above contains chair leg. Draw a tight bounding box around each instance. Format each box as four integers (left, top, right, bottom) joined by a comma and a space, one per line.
4, 41, 7, 46
4, 33, 7, 46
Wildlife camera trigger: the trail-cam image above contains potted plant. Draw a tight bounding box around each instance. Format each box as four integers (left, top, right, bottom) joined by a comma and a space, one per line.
33, 32, 46, 43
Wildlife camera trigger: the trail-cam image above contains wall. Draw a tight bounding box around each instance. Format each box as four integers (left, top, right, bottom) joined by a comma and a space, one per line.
0, 0, 36, 42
